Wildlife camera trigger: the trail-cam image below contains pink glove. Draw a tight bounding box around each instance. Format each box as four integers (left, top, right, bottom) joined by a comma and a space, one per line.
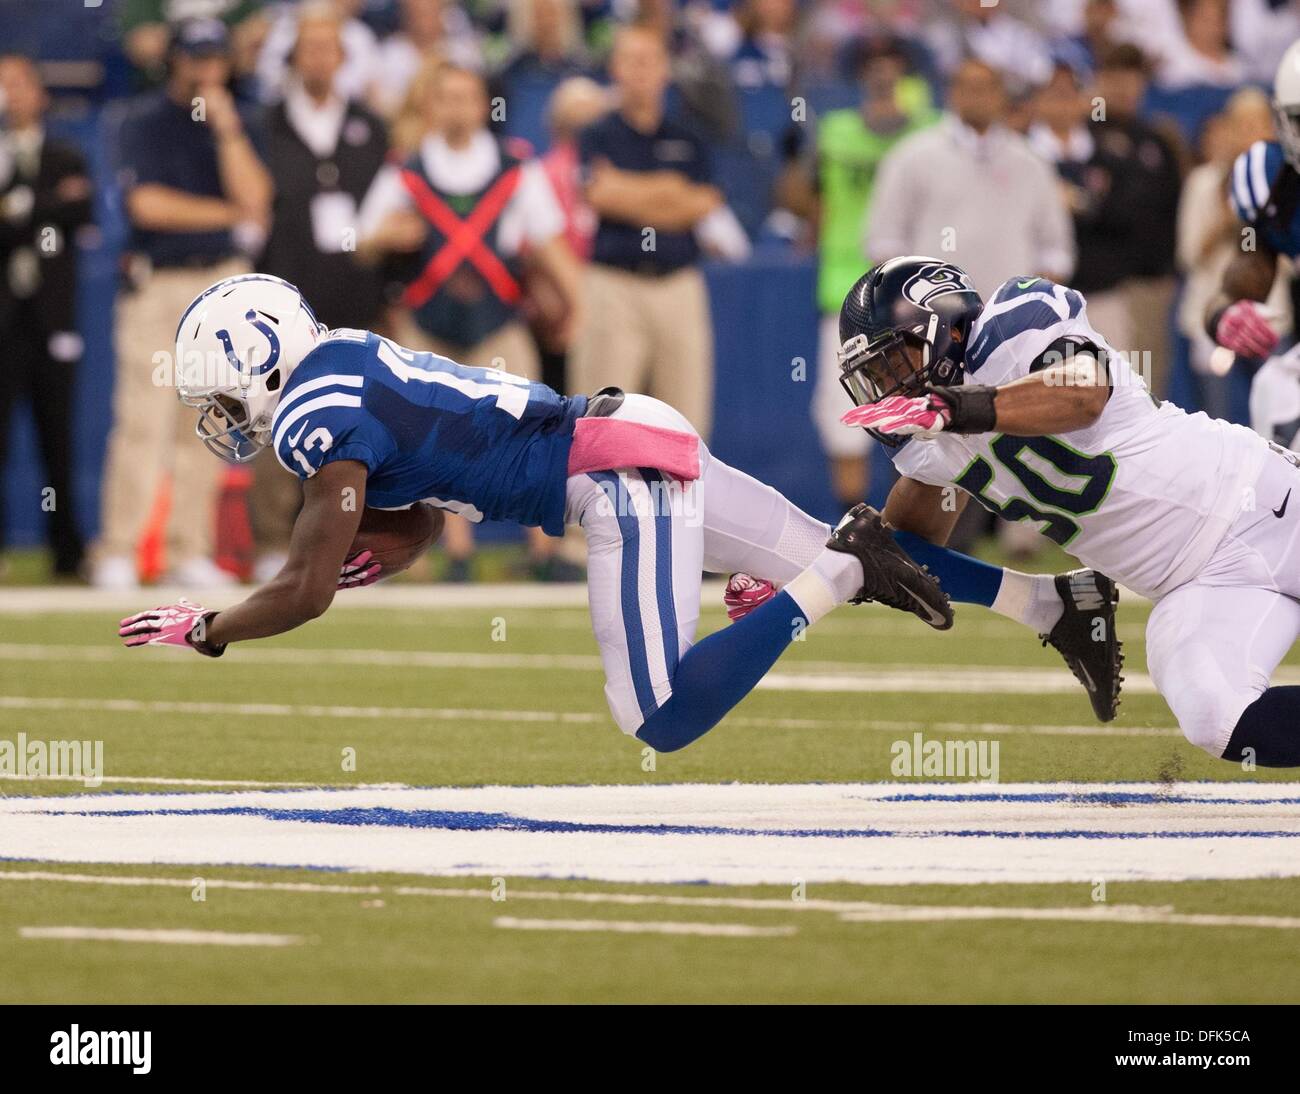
724, 572, 777, 621
1217, 300, 1279, 359
338, 549, 382, 590
841, 393, 952, 439
119, 598, 223, 656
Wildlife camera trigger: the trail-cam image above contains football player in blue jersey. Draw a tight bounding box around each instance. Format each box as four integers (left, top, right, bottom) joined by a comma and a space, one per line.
1207, 40, 1300, 360
118, 272, 1110, 752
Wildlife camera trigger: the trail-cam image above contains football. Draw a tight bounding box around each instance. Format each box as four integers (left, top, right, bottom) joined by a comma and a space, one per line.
349, 503, 444, 577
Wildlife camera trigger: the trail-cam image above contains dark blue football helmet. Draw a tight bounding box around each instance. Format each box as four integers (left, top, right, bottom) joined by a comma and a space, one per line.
837, 256, 985, 444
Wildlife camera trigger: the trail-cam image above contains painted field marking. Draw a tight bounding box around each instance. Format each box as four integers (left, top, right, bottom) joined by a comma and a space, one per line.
2, 870, 1296, 930
18, 925, 306, 946
7, 783, 1297, 885
493, 916, 797, 938
0, 582, 1154, 614
0, 694, 1179, 740
9, 640, 1278, 694
837, 905, 1300, 930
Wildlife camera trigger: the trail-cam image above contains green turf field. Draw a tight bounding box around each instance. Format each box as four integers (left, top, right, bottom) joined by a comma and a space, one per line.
2, 573, 1299, 1003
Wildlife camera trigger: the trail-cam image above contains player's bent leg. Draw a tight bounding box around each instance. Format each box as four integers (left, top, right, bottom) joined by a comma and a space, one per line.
573, 466, 704, 735
1146, 583, 1300, 765
698, 452, 831, 582
890, 530, 1122, 720
635, 506, 951, 752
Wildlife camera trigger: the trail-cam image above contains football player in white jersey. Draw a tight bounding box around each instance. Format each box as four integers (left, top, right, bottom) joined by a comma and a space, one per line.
837, 256, 1300, 768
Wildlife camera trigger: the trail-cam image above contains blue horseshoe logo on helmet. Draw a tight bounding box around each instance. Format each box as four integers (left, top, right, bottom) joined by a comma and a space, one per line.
215, 310, 282, 377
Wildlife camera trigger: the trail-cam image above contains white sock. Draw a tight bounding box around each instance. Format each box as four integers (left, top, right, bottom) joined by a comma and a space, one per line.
991, 570, 1063, 634
784, 548, 862, 625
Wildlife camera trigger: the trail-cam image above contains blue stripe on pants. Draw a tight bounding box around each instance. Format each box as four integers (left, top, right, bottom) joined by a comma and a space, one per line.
640, 468, 680, 681
589, 471, 658, 720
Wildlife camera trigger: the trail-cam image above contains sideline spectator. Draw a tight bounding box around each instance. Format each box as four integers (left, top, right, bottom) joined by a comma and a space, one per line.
0, 54, 93, 579
251, 4, 389, 582
568, 25, 721, 438
92, 19, 272, 589
532, 75, 609, 392
371, 0, 483, 118
866, 59, 1074, 299
1093, 43, 1184, 397
120, 0, 268, 86
256, 0, 381, 103
785, 34, 936, 508
497, 0, 594, 153
924, 0, 1053, 94
727, 0, 797, 91
1029, 60, 1137, 349
1157, 0, 1244, 90
356, 61, 583, 580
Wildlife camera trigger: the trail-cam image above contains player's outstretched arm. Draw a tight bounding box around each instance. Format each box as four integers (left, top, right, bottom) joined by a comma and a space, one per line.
841, 355, 1110, 441
119, 461, 368, 656
204, 460, 368, 647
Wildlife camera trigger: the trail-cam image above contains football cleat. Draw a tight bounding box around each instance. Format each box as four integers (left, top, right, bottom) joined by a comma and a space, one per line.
724, 573, 777, 620
1041, 569, 1123, 722
825, 504, 953, 630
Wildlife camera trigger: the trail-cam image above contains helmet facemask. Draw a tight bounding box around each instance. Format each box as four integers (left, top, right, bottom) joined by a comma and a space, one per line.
181, 387, 267, 464
1274, 98, 1300, 172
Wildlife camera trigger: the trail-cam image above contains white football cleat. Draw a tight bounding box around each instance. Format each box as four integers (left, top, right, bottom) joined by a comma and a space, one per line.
166, 556, 238, 588
90, 555, 139, 590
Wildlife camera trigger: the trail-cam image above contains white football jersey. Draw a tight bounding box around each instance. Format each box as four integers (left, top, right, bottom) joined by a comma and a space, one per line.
891, 278, 1268, 600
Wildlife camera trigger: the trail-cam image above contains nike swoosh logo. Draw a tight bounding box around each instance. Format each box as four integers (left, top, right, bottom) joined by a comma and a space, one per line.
287, 422, 308, 447
899, 583, 948, 628
1017, 278, 1041, 289
1275, 489, 1291, 519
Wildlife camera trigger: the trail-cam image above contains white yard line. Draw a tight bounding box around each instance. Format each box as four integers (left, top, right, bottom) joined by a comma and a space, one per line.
18, 925, 306, 946
1, 871, 1287, 932
492, 916, 797, 937
837, 906, 1300, 929
0, 642, 1187, 693
0, 694, 1179, 738
0, 582, 1151, 614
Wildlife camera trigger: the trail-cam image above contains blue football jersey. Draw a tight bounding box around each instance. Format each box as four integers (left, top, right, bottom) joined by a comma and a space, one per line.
1230, 139, 1300, 258
272, 329, 587, 535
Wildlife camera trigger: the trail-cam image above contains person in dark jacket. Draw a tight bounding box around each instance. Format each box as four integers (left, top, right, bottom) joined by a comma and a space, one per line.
0, 53, 93, 577
249, 4, 390, 582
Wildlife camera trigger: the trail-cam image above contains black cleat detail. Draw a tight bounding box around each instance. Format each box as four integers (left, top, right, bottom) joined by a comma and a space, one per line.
826, 504, 953, 630
1041, 569, 1123, 722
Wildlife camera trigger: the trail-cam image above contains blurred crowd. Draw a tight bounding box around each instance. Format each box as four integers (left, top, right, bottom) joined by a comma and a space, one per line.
1, 0, 1298, 584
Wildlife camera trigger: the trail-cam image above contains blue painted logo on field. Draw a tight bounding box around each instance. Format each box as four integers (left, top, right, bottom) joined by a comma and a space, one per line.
52, 804, 1300, 841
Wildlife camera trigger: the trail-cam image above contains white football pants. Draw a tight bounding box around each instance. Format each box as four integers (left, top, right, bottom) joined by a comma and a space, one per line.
565, 395, 830, 735
1146, 444, 1300, 756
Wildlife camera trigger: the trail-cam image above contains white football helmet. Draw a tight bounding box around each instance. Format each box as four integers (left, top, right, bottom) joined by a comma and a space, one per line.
1275, 39, 1300, 171
174, 274, 325, 463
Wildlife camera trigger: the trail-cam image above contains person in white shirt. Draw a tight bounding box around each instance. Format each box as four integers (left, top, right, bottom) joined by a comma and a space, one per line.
866, 60, 1076, 300
1156, 0, 1245, 90
369, 0, 483, 119
256, 0, 381, 104
356, 61, 583, 579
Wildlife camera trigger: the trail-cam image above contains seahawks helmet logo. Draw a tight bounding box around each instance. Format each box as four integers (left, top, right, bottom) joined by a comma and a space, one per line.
902, 264, 976, 310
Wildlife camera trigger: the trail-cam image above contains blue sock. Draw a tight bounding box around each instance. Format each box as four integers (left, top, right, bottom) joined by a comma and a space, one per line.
1223, 687, 1300, 767
893, 529, 1002, 607
636, 590, 809, 753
